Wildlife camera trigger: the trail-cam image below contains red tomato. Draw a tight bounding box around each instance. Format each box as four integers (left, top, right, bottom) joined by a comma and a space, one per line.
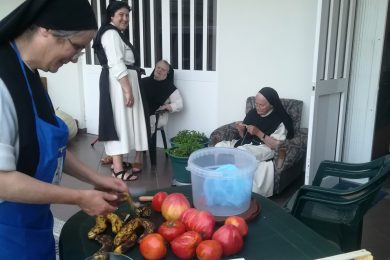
157, 220, 186, 242
224, 216, 248, 237
139, 233, 167, 260
161, 193, 191, 221
196, 240, 223, 260
180, 208, 215, 239
170, 231, 203, 260
212, 224, 243, 256
151, 191, 168, 212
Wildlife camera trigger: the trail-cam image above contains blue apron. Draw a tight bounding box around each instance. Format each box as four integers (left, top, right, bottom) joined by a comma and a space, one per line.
0, 42, 69, 259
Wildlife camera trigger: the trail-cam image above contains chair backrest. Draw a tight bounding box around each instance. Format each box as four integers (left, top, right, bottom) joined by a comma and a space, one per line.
245, 96, 303, 134
313, 155, 390, 185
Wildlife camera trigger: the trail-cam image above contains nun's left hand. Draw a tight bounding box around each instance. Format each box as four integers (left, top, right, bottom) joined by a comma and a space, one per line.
246, 125, 260, 136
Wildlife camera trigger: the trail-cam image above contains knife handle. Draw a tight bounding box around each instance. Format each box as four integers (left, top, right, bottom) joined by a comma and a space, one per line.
138, 196, 154, 202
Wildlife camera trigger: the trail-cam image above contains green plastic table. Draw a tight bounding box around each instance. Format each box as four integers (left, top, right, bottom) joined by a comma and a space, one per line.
59, 185, 341, 260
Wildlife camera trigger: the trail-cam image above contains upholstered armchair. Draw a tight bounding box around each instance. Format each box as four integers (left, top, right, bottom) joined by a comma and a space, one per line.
209, 97, 308, 195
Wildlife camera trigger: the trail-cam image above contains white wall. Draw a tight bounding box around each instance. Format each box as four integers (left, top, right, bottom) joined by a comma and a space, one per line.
166, 71, 218, 139
0, 0, 23, 18
40, 62, 87, 129
217, 0, 317, 128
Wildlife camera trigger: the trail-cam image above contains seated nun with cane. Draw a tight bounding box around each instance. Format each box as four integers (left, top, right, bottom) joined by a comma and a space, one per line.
141, 59, 183, 135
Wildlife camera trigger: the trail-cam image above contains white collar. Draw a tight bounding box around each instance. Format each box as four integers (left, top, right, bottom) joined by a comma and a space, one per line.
260, 108, 274, 117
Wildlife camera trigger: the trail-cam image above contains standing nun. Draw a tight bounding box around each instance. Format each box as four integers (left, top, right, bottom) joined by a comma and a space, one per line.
0, 0, 128, 258
93, 1, 149, 179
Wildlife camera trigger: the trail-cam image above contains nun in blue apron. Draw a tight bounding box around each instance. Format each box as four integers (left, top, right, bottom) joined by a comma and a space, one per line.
0, 0, 128, 258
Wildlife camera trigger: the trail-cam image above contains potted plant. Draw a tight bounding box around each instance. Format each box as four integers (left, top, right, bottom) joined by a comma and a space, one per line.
167, 130, 208, 184
169, 130, 209, 148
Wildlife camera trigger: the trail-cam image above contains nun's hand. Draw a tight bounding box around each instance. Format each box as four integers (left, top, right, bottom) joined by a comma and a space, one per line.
246, 125, 260, 136
235, 121, 246, 130
160, 104, 172, 112
78, 190, 119, 216
124, 92, 134, 107
121, 83, 134, 107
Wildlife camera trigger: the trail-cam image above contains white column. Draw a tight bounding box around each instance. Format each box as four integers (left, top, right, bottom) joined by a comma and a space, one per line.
161, 0, 171, 62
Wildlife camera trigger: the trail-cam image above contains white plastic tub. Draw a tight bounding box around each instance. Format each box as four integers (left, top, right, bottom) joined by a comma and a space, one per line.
187, 147, 257, 216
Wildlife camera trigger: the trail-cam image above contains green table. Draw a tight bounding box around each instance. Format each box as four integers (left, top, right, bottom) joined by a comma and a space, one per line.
59, 185, 341, 260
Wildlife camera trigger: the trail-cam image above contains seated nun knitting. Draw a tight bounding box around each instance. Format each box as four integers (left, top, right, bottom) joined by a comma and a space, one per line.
215, 87, 294, 197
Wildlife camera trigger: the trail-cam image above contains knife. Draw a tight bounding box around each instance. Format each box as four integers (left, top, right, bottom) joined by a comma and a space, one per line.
120, 192, 140, 211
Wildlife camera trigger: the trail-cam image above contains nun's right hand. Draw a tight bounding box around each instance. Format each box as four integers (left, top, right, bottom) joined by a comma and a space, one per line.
124, 92, 134, 107
78, 190, 118, 216
235, 121, 246, 130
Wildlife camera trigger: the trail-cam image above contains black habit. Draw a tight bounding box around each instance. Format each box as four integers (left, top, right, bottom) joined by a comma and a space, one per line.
141, 65, 177, 114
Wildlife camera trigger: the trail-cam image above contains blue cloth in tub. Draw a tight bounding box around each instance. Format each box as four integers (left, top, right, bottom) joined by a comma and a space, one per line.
203, 164, 251, 207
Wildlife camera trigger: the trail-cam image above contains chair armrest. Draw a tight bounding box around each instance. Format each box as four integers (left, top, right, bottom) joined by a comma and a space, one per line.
291, 193, 351, 219
274, 127, 307, 172
288, 184, 370, 216
297, 184, 357, 198
209, 122, 240, 146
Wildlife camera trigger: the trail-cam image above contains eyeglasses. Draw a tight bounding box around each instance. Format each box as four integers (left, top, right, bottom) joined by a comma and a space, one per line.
67, 38, 85, 61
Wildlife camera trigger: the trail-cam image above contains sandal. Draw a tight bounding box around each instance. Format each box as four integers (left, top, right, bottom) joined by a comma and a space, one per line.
100, 156, 113, 165
111, 162, 132, 170
111, 169, 138, 181
132, 162, 142, 173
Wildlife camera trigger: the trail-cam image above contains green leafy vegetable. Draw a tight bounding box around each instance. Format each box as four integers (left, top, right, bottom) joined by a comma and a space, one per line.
167, 130, 208, 157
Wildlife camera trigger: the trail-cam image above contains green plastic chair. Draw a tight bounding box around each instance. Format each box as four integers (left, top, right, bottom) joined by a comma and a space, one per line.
285, 154, 390, 252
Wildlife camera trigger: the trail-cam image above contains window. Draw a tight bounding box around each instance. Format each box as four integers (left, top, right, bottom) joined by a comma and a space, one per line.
87, 0, 217, 71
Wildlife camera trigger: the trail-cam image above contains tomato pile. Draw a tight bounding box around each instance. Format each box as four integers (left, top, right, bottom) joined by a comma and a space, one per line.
139, 192, 249, 260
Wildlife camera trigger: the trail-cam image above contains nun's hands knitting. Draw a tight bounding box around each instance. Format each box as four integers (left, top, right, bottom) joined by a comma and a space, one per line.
246, 125, 263, 137
235, 121, 247, 137
246, 125, 281, 149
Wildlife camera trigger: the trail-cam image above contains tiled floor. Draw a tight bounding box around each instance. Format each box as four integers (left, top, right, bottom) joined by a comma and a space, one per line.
52, 133, 390, 260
